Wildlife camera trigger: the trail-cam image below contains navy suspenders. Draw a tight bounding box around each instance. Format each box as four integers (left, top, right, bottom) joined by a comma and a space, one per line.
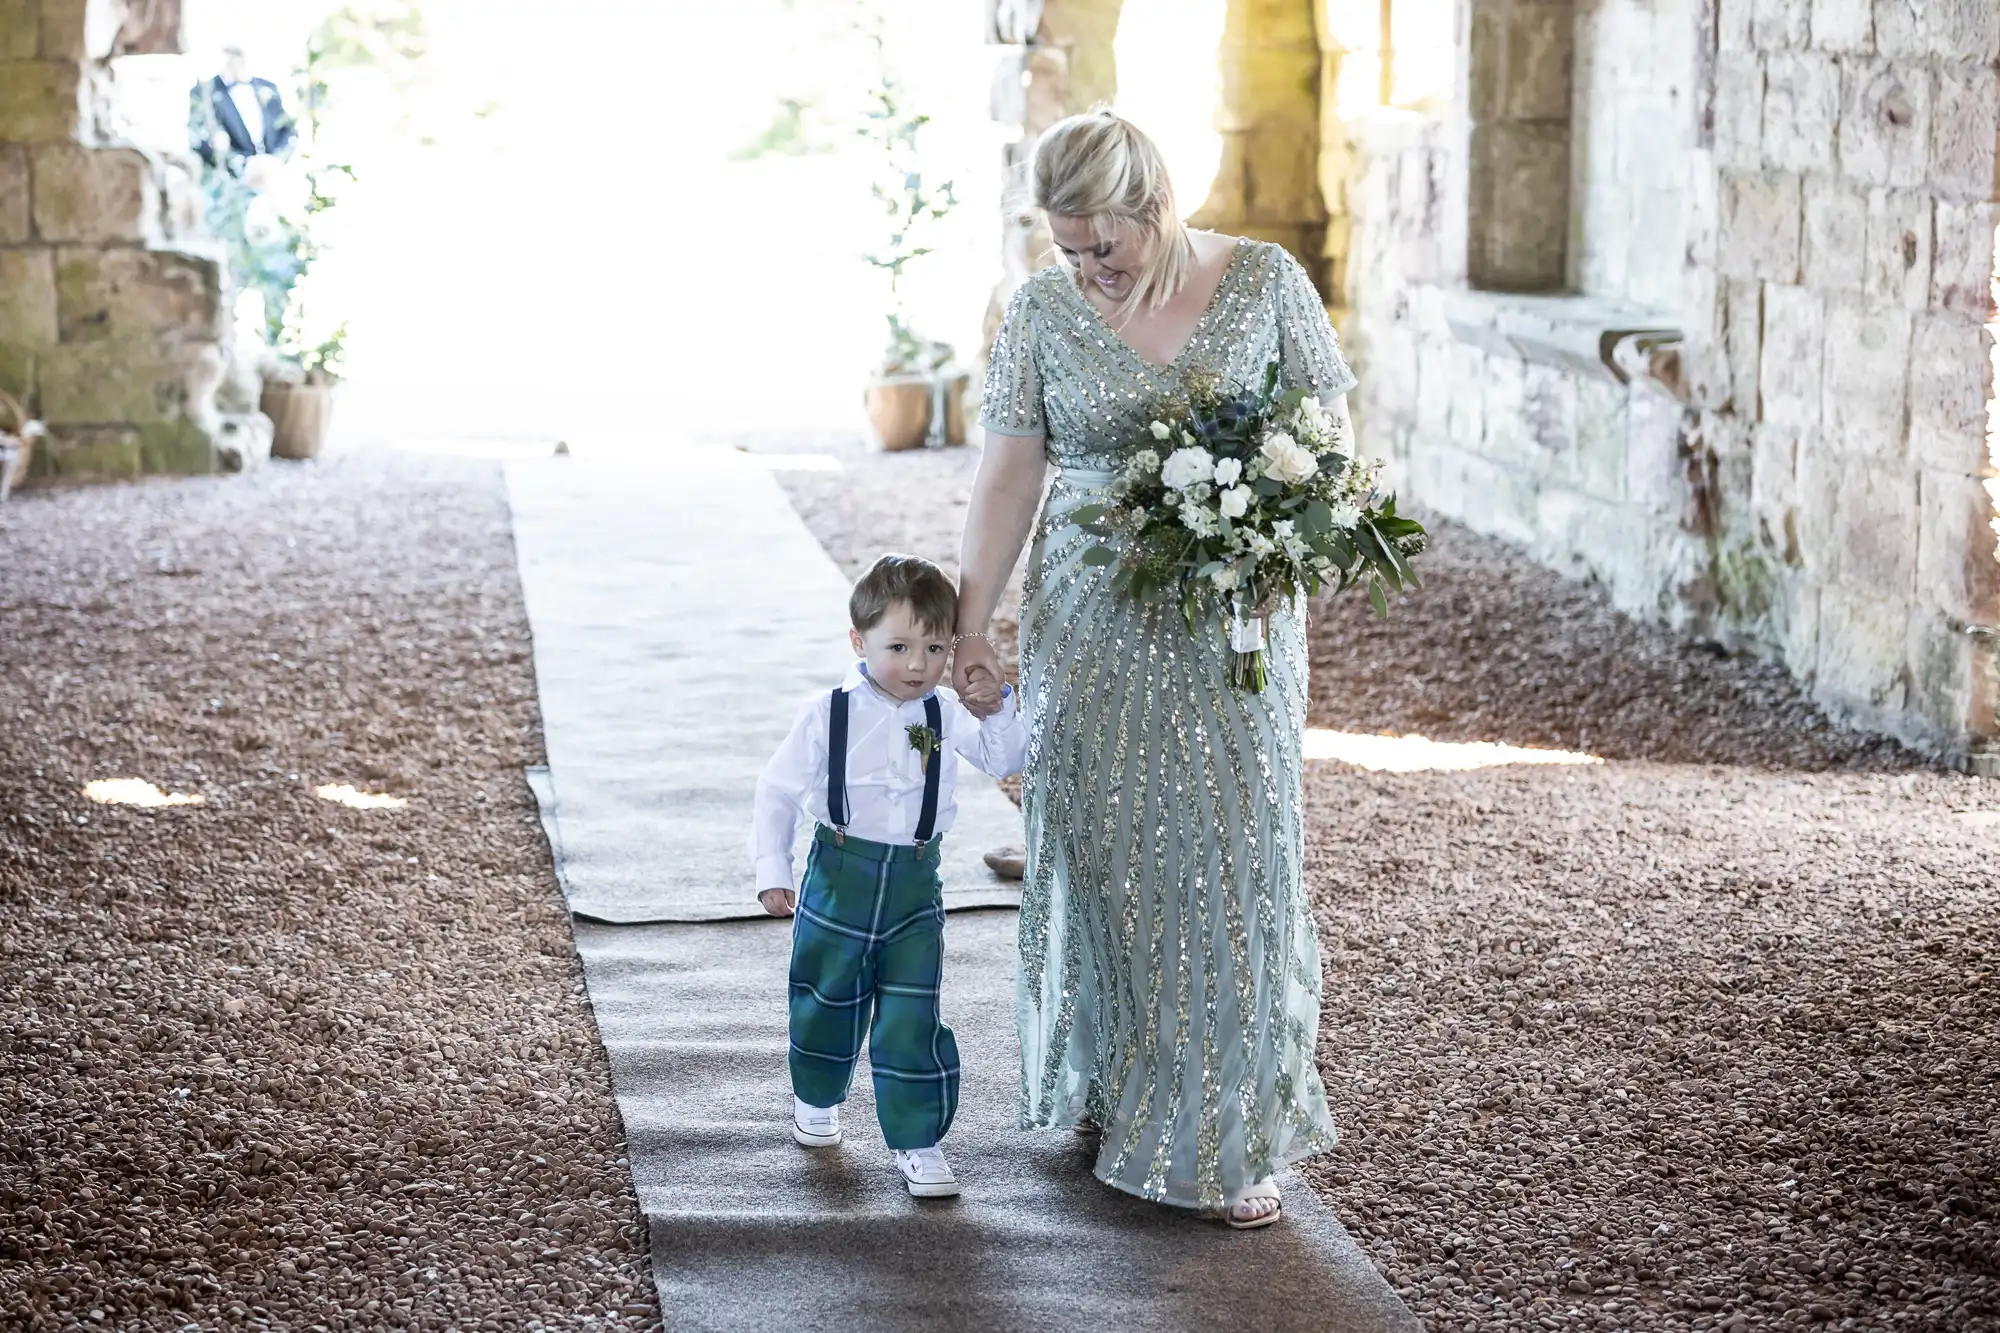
914, 695, 943, 844
826, 686, 850, 830
825, 688, 942, 846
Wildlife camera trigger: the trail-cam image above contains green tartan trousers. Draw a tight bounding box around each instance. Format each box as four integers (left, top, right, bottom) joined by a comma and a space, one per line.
788, 826, 960, 1150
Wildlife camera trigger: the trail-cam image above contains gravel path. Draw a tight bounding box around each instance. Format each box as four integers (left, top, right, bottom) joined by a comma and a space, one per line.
0, 456, 656, 1331
763, 432, 1999, 1331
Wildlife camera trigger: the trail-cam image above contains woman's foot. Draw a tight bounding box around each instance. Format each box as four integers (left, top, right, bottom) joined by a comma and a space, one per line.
893, 1145, 961, 1198
1224, 1179, 1282, 1230
792, 1098, 840, 1148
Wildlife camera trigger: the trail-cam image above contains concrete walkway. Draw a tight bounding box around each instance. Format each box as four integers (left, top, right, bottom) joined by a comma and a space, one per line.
505, 444, 1416, 1333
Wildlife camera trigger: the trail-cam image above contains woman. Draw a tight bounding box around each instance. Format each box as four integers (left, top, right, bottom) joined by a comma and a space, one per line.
951, 111, 1355, 1229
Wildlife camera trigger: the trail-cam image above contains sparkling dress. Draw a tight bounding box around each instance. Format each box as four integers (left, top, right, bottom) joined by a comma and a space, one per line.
979, 239, 1357, 1209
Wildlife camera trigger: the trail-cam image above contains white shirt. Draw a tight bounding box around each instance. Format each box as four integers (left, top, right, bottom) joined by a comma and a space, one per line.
227, 82, 267, 150
750, 664, 1028, 892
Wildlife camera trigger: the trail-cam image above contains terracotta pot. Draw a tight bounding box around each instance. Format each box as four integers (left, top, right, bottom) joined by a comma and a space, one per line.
864, 374, 933, 452
864, 370, 972, 451
260, 379, 336, 461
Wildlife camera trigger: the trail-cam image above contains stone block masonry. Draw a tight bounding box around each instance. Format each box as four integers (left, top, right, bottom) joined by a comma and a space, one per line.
0, 0, 222, 482
1335, 0, 2000, 768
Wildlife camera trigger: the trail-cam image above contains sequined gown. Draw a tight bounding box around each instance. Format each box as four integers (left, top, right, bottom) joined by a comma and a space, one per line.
979, 240, 1356, 1209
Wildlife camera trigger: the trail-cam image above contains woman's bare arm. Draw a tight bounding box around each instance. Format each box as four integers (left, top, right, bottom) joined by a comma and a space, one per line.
952, 430, 1047, 697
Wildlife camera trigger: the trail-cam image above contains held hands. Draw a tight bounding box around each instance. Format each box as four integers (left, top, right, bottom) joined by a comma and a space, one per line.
953, 634, 1006, 718
758, 887, 797, 917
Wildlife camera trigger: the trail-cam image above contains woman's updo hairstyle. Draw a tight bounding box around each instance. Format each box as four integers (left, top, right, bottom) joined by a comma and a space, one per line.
1029, 109, 1194, 318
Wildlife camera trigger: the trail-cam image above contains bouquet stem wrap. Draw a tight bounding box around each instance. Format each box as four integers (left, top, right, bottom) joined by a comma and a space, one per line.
1226, 596, 1269, 692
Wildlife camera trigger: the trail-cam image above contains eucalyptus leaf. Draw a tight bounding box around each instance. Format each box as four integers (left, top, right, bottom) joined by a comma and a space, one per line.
1081, 545, 1118, 566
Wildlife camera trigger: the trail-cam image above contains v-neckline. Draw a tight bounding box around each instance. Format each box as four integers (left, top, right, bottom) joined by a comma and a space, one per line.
1067, 237, 1251, 373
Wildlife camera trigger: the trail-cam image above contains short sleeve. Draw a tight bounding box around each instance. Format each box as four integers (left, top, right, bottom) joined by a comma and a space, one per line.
1272, 249, 1358, 399
979, 282, 1046, 436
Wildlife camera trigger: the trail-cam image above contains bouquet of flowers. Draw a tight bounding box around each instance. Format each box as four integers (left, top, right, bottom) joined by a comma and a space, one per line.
1070, 362, 1427, 691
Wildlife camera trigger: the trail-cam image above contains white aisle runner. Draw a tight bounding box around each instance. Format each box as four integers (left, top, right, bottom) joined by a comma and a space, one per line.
505, 443, 1416, 1333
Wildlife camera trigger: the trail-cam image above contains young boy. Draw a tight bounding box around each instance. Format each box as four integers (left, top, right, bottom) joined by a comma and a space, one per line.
751, 553, 1025, 1198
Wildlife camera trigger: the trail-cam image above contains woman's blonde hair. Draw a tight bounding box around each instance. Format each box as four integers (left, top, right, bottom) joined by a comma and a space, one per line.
1029, 109, 1194, 319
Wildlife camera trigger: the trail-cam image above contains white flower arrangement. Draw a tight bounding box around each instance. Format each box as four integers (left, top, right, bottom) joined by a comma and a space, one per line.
1069, 361, 1427, 691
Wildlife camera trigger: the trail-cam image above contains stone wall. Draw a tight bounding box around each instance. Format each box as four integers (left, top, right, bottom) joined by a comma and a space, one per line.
1339, 0, 2000, 769
0, 0, 223, 481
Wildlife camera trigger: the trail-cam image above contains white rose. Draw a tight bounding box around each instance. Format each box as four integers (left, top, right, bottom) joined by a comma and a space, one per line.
1160, 446, 1215, 490
1212, 457, 1243, 488
1210, 564, 1241, 591
1218, 485, 1251, 519
1150, 420, 1173, 441
1258, 430, 1319, 485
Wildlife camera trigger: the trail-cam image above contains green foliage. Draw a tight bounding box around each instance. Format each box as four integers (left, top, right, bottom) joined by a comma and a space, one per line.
199, 167, 305, 348
729, 98, 833, 161
311, 1, 428, 76
849, 9, 956, 371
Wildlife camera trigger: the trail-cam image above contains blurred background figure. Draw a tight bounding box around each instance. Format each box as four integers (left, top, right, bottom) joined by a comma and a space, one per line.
189, 44, 296, 190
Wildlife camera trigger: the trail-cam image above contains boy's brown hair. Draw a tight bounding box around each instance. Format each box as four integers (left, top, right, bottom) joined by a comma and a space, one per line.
850, 554, 957, 638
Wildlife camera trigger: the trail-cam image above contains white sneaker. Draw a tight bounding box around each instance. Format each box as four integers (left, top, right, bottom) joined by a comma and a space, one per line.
893, 1145, 960, 1198
793, 1098, 840, 1148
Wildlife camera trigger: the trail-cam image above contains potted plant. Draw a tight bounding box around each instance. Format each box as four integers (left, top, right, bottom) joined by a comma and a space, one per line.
260, 318, 346, 461
857, 41, 967, 451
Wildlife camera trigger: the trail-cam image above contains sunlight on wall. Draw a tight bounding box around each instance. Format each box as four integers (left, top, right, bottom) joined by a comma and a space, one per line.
1303, 729, 1604, 773
82, 779, 205, 807
1113, 0, 1229, 218
1323, 0, 1456, 116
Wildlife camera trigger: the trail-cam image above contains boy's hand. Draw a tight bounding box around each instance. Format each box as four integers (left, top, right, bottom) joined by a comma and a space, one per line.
959, 666, 1005, 718
758, 887, 797, 917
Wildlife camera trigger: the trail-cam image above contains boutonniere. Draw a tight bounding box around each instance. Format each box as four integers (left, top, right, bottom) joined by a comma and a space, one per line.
906, 724, 940, 765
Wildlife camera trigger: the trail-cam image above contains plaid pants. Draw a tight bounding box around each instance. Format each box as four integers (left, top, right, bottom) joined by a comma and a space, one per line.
788, 826, 960, 1150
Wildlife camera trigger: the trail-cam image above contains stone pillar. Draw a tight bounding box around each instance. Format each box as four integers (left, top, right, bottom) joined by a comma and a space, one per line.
0, 0, 223, 481
1460, 0, 1573, 291
1193, 0, 1328, 296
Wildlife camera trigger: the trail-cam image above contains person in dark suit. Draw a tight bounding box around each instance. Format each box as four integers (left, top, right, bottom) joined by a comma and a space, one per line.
189, 46, 297, 182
